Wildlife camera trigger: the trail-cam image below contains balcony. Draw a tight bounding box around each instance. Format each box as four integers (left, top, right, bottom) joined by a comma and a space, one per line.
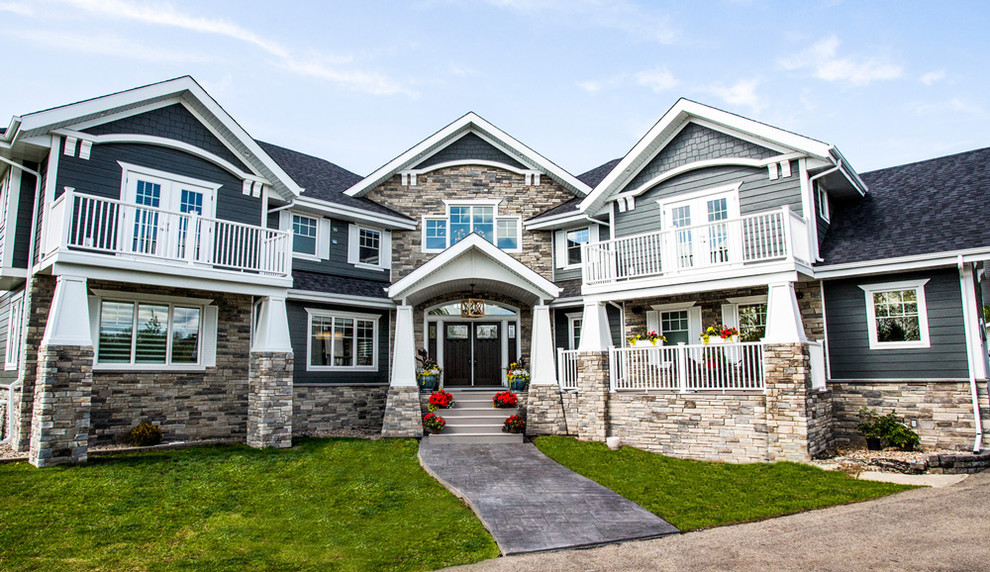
582, 207, 810, 290
44, 190, 292, 281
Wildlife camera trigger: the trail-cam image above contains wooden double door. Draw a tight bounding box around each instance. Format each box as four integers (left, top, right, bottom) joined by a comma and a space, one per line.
443, 322, 502, 387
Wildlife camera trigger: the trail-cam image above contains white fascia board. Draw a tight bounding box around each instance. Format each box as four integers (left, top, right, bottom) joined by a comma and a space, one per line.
581, 266, 802, 301
387, 234, 561, 301
287, 289, 396, 309
814, 247, 990, 279
344, 112, 590, 198
828, 147, 869, 196
525, 211, 586, 230
294, 196, 417, 230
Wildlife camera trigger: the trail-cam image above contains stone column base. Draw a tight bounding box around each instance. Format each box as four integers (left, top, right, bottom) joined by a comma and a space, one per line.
29, 344, 93, 467
577, 352, 610, 442
382, 386, 423, 438
765, 343, 813, 462
527, 384, 572, 436
247, 351, 294, 449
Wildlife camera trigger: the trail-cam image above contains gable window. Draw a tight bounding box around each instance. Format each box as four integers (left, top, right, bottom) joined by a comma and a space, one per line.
347, 224, 390, 270
292, 214, 318, 255
5, 292, 23, 370
555, 226, 597, 269
92, 293, 218, 369
816, 183, 830, 222
422, 200, 521, 253
859, 279, 931, 350
308, 310, 379, 370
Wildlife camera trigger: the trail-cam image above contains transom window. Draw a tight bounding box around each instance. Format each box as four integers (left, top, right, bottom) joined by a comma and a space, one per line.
860, 279, 931, 350
308, 311, 379, 370
97, 300, 202, 366
292, 214, 318, 255
422, 201, 522, 252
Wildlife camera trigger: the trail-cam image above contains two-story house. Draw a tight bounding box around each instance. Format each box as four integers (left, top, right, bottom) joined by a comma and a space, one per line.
1, 77, 987, 467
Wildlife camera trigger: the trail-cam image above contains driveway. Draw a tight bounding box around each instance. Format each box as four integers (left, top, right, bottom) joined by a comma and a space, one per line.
450, 470, 990, 571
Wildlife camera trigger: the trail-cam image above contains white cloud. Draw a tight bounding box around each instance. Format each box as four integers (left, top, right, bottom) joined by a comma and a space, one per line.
920, 70, 945, 85
9, 29, 213, 63
635, 68, 679, 93
0, 2, 32, 15
707, 78, 764, 113
779, 35, 901, 85
479, 0, 678, 44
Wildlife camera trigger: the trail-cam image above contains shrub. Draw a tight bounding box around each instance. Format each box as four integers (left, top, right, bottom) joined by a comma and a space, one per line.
128, 422, 163, 447
856, 408, 920, 451
492, 391, 518, 408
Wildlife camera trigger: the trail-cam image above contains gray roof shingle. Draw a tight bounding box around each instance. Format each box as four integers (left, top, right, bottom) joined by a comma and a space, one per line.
819, 146, 990, 266
529, 159, 620, 222
293, 270, 390, 299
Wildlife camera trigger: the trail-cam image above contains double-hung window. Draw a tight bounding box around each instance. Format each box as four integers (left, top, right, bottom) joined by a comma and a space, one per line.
555, 227, 597, 269
292, 214, 318, 256
347, 224, 390, 270
722, 295, 768, 342
422, 201, 522, 253
308, 310, 379, 370
860, 279, 931, 349
5, 292, 23, 370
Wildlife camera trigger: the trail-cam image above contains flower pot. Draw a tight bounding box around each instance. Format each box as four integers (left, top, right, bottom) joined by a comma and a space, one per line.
502, 426, 523, 434
606, 436, 621, 450
866, 437, 883, 451
419, 374, 438, 391
509, 378, 529, 392
425, 427, 443, 435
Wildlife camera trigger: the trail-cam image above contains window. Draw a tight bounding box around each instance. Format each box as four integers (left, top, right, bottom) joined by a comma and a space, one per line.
308, 310, 379, 370
737, 303, 767, 342
347, 224, 390, 269
292, 214, 318, 255
661, 310, 690, 344
97, 300, 204, 366
860, 279, 931, 349
567, 313, 582, 350
422, 201, 521, 252
646, 302, 701, 346
555, 226, 596, 269
5, 292, 23, 370
816, 183, 830, 222
358, 228, 380, 265
659, 184, 741, 270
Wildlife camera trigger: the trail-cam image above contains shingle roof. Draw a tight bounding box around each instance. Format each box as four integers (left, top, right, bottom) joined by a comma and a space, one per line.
293, 270, 390, 299
555, 279, 583, 298
257, 141, 412, 220
529, 159, 620, 222
819, 146, 990, 266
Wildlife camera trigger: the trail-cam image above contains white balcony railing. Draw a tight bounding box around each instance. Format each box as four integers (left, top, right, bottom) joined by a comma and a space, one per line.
557, 348, 580, 390
46, 190, 291, 278
583, 206, 809, 286
610, 342, 765, 392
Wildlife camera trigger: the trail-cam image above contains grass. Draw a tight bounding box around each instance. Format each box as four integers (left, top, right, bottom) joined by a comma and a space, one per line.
534, 436, 916, 531
0, 438, 498, 571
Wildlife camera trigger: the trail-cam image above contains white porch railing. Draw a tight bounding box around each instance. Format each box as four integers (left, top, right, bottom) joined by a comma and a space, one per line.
46, 190, 291, 278
557, 348, 579, 390
583, 206, 809, 286
609, 342, 765, 392
808, 340, 826, 390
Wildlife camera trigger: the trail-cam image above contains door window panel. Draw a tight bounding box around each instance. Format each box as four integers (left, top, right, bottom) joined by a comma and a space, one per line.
661, 310, 690, 344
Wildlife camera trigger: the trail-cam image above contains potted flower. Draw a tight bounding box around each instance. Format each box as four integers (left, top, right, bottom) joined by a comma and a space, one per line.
416, 349, 442, 391
627, 330, 666, 346
506, 359, 530, 391
492, 391, 518, 408
428, 389, 455, 411
422, 412, 446, 434
503, 415, 525, 433
700, 324, 739, 345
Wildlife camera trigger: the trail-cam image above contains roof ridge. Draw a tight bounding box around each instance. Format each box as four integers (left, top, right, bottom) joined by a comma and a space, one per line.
861, 145, 990, 176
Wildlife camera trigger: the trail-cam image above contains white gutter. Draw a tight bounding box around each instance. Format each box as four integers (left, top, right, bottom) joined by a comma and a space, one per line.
267, 200, 296, 214
958, 255, 984, 453
0, 156, 41, 447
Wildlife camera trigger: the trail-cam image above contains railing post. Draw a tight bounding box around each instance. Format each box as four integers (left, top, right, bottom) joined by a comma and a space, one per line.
781, 205, 794, 262
185, 213, 198, 264
676, 342, 688, 393
60, 188, 74, 249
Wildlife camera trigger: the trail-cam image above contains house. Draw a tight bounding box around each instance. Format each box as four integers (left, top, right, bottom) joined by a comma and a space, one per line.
0, 76, 987, 467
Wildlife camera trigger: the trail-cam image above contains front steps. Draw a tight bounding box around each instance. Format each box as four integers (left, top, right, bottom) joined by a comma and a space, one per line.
427, 389, 524, 444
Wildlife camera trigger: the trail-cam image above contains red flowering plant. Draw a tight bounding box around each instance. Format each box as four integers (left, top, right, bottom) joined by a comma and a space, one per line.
492, 391, 518, 408
422, 413, 446, 432
428, 389, 455, 411
503, 415, 526, 433
628, 329, 667, 345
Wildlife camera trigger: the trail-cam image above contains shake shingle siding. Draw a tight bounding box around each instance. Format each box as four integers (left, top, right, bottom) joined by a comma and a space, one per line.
824, 269, 969, 380
413, 132, 526, 170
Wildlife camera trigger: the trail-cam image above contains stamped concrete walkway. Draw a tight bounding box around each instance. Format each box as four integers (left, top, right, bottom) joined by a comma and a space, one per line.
418, 441, 678, 554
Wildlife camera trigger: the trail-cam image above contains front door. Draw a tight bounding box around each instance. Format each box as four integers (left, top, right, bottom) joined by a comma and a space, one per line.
443, 322, 502, 387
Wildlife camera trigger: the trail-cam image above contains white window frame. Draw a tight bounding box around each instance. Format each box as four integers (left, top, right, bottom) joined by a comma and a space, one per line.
118, 162, 219, 219
91, 290, 217, 371
421, 199, 522, 253
555, 226, 596, 270
566, 312, 582, 350
859, 279, 931, 350
291, 213, 319, 258
816, 183, 831, 222
281, 210, 331, 262
646, 301, 701, 346
306, 309, 380, 372
347, 223, 390, 271
721, 295, 769, 342
5, 292, 24, 370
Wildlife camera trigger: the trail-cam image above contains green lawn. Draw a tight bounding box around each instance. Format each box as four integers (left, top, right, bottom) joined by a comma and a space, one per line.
0, 439, 498, 571
534, 436, 915, 531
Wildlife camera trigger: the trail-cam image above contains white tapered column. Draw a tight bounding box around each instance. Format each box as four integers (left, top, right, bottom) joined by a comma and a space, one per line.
577, 301, 612, 351
390, 304, 417, 387
530, 303, 557, 386
764, 282, 807, 343
252, 296, 292, 353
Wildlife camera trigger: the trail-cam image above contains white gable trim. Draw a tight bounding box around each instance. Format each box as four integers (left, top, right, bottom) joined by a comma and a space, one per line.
387, 234, 560, 302
401, 159, 541, 183
344, 112, 590, 198
615, 155, 800, 203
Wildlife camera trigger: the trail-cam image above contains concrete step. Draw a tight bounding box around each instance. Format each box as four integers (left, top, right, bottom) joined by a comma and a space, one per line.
442, 408, 518, 419
427, 432, 524, 444
443, 424, 510, 435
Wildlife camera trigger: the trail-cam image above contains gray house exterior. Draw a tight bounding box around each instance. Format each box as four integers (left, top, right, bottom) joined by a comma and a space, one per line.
0, 77, 987, 467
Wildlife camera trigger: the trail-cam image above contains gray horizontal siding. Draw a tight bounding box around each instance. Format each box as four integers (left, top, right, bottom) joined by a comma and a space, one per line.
614, 164, 803, 238
824, 269, 969, 379
56, 143, 262, 226
414, 132, 526, 170
554, 224, 608, 282
291, 218, 392, 282
287, 300, 390, 385
12, 164, 38, 268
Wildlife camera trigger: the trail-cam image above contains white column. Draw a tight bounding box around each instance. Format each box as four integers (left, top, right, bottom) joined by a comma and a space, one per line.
252, 295, 293, 353
390, 304, 417, 387
764, 282, 807, 343
577, 301, 612, 352
959, 263, 989, 379
42, 275, 92, 346
529, 303, 557, 386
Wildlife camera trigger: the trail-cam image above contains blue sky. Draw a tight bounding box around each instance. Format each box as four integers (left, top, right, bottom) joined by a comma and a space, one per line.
1, 0, 987, 176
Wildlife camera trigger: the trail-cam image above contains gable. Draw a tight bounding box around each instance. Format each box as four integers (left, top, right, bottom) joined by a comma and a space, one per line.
84, 104, 249, 172
623, 123, 777, 192
413, 132, 526, 170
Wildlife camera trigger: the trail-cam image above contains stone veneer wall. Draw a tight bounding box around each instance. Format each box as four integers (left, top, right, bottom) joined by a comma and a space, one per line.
764, 343, 814, 462
11, 274, 56, 451
294, 384, 387, 437
382, 386, 422, 437
829, 381, 989, 451
29, 345, 94, 466
364, 166, 574, 283
247, 351, 293, 449
807, 388, 834, 458
526, 385, 579, 436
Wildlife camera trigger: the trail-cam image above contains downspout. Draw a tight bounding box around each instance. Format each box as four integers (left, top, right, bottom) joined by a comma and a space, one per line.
958, 255, 984, 453
0, 155, 42, 446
